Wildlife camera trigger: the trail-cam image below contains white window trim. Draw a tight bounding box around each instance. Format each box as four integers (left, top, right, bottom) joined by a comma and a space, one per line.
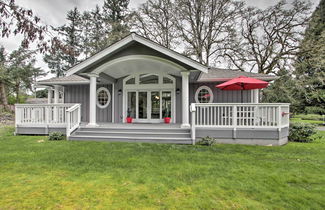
122, 73, 176, 123
195, 85, 214, 103
96, 87, 111, 109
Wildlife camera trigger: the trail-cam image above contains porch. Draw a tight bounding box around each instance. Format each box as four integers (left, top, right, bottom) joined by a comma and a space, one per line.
15, 103, 290, 145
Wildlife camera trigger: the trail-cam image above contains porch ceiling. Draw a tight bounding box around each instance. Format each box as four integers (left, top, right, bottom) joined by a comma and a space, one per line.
93, 55, 186, 78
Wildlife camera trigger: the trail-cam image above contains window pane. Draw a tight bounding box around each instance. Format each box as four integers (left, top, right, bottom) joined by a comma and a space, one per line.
151, 91, 160, 119
97, 90, 108, 106
162, 91, 171, 118
198, 89, 211, 103
126, 77, 135, 84
163, 77, 173, 84
138, 92, 147, 119
127, 92, 136, 118
139, 74, 159, 84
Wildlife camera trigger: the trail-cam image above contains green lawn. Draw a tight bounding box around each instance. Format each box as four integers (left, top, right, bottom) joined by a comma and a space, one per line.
291, 114, 324, 125
0, 126, 324, 209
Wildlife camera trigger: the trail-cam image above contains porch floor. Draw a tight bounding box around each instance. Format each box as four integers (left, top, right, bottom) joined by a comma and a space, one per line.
79, 122, 186, 129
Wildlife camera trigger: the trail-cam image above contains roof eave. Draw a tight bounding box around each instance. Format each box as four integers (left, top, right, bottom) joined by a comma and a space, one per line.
37, 81, 90, 85
66, 33, 208, 76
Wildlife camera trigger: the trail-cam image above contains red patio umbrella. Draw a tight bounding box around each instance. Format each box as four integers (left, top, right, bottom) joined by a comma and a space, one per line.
216, 76, 269, 102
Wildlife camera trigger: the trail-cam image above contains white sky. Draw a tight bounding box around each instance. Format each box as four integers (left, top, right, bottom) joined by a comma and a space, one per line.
0, 0, 320, 80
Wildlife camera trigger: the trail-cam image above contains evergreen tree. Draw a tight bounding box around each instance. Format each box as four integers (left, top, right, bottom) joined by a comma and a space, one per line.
44, 7, 82, 77
102, 0, 130, 45
295, 0, 325, 114
89, 5, 107, 54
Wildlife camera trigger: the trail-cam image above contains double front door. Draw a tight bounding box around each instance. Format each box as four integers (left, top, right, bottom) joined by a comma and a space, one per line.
126, 90, 173, 123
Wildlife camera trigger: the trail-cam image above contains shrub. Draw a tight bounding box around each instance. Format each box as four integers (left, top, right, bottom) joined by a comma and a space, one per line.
48, 132, 65, 141
198, 136, 215, 146
305, 106, 325, 115
288, 123, 317, 142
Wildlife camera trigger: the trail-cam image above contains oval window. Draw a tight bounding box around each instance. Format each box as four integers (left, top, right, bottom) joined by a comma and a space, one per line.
96, 87, 111, 108
195, 86, 213, 103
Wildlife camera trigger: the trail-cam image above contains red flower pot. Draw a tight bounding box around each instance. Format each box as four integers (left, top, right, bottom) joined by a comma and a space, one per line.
126, 117, 133, 123
164, 117, 171, 124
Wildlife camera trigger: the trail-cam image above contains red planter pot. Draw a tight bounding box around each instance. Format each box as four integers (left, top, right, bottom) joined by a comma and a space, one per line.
126, 117, 133, 123
164, 117, 171, 124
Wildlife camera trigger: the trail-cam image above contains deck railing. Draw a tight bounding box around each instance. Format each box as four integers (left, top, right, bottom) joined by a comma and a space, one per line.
66, 104, 81, 137
190, 103, 290, 144
15, 103, 78, 126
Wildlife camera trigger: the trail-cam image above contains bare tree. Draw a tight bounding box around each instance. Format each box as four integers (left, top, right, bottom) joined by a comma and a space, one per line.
132, 0, 179, 49
224, 0, 312, 74
174, 0, 243, 65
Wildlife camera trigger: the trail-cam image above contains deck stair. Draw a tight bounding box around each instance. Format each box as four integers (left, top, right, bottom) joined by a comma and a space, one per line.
69, 125, 192, 144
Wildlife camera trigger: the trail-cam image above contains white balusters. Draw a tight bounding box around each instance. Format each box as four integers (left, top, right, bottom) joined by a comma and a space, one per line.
190, 103, 290, 129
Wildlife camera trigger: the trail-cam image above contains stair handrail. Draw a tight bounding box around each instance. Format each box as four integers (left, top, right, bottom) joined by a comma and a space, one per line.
66, 104, 81, 138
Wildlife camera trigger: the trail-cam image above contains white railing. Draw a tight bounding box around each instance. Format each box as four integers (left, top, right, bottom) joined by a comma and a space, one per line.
15, 103, 78, 126
190, 103, 290, 144
66, 104, 81, 137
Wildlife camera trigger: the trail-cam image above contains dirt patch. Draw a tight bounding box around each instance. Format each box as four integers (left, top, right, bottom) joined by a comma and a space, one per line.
0, 110, 14, 126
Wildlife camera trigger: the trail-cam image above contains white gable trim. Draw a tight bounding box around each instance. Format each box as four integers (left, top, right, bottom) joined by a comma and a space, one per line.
92, 55, 187, 75
66, 33, 208, 76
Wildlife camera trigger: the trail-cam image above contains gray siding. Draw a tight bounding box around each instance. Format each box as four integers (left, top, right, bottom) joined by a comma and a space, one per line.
114, 78, 124, 123
196, 128, 289, 146
64, 84, 112, 123
190, 83, 253, 103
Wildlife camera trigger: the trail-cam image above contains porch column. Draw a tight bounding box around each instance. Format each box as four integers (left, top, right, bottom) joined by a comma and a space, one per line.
47, 88, 52, 104
53, 85, 60, 104
88, 74, 98, 126
181, 71, 190, 128
254, 89, 259, 103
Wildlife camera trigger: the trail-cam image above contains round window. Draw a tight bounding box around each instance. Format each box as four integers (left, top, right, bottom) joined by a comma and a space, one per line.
96, 87, 111, 108
195, 86, 214, 103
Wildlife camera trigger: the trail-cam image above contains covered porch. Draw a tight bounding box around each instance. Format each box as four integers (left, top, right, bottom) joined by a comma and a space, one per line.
15, 102, 290, 145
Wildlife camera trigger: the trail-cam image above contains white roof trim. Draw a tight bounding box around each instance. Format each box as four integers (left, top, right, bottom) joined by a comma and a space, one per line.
37, 81, 90, 85
66, 33, 208, 76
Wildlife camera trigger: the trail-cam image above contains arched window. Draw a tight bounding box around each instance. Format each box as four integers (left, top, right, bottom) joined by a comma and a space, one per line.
97, 87, 111, 108
123, 74, 175, 86
195, 86, 214, 103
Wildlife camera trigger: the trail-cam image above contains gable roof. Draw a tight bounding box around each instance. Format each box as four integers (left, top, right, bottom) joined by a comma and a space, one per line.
37, 75, 89, 85
66, 33, 208, 76
197, 68, 277, 82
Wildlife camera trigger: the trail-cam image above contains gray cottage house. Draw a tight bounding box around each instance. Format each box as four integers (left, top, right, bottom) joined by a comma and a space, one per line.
15, 33, 290, 145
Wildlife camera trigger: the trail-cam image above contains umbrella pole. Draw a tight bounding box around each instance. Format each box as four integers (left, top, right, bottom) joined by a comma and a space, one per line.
241, 90, 243, 103
241, 83, 244, 103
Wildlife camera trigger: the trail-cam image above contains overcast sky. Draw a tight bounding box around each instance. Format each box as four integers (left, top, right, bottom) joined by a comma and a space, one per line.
0, 0, 320, 79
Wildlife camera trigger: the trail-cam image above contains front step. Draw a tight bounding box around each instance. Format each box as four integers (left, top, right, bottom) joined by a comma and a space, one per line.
69, 126, 192, 144
78, 127, 190, 134
74, 130, 191, 138
69, 135, 192, 144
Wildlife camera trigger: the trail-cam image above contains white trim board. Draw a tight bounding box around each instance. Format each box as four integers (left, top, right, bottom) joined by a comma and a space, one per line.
66, 33, 208, 76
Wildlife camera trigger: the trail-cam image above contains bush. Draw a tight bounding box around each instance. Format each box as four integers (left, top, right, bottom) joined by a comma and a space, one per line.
198, 136, 215, 146
288, 123, 317, 142
48, 132, 65, 141
305, 106, 325, 115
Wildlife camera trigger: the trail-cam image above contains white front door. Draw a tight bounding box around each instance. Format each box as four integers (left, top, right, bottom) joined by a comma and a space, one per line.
126, 90, 173, 123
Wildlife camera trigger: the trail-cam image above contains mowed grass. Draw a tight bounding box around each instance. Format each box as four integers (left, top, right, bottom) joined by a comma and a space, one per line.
0, 126, 325, 209
291, 114, 325, 125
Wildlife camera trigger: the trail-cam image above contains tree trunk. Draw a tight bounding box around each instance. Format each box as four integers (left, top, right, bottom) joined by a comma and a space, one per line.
15, 83, 20, 103
0, 81, 8, 106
